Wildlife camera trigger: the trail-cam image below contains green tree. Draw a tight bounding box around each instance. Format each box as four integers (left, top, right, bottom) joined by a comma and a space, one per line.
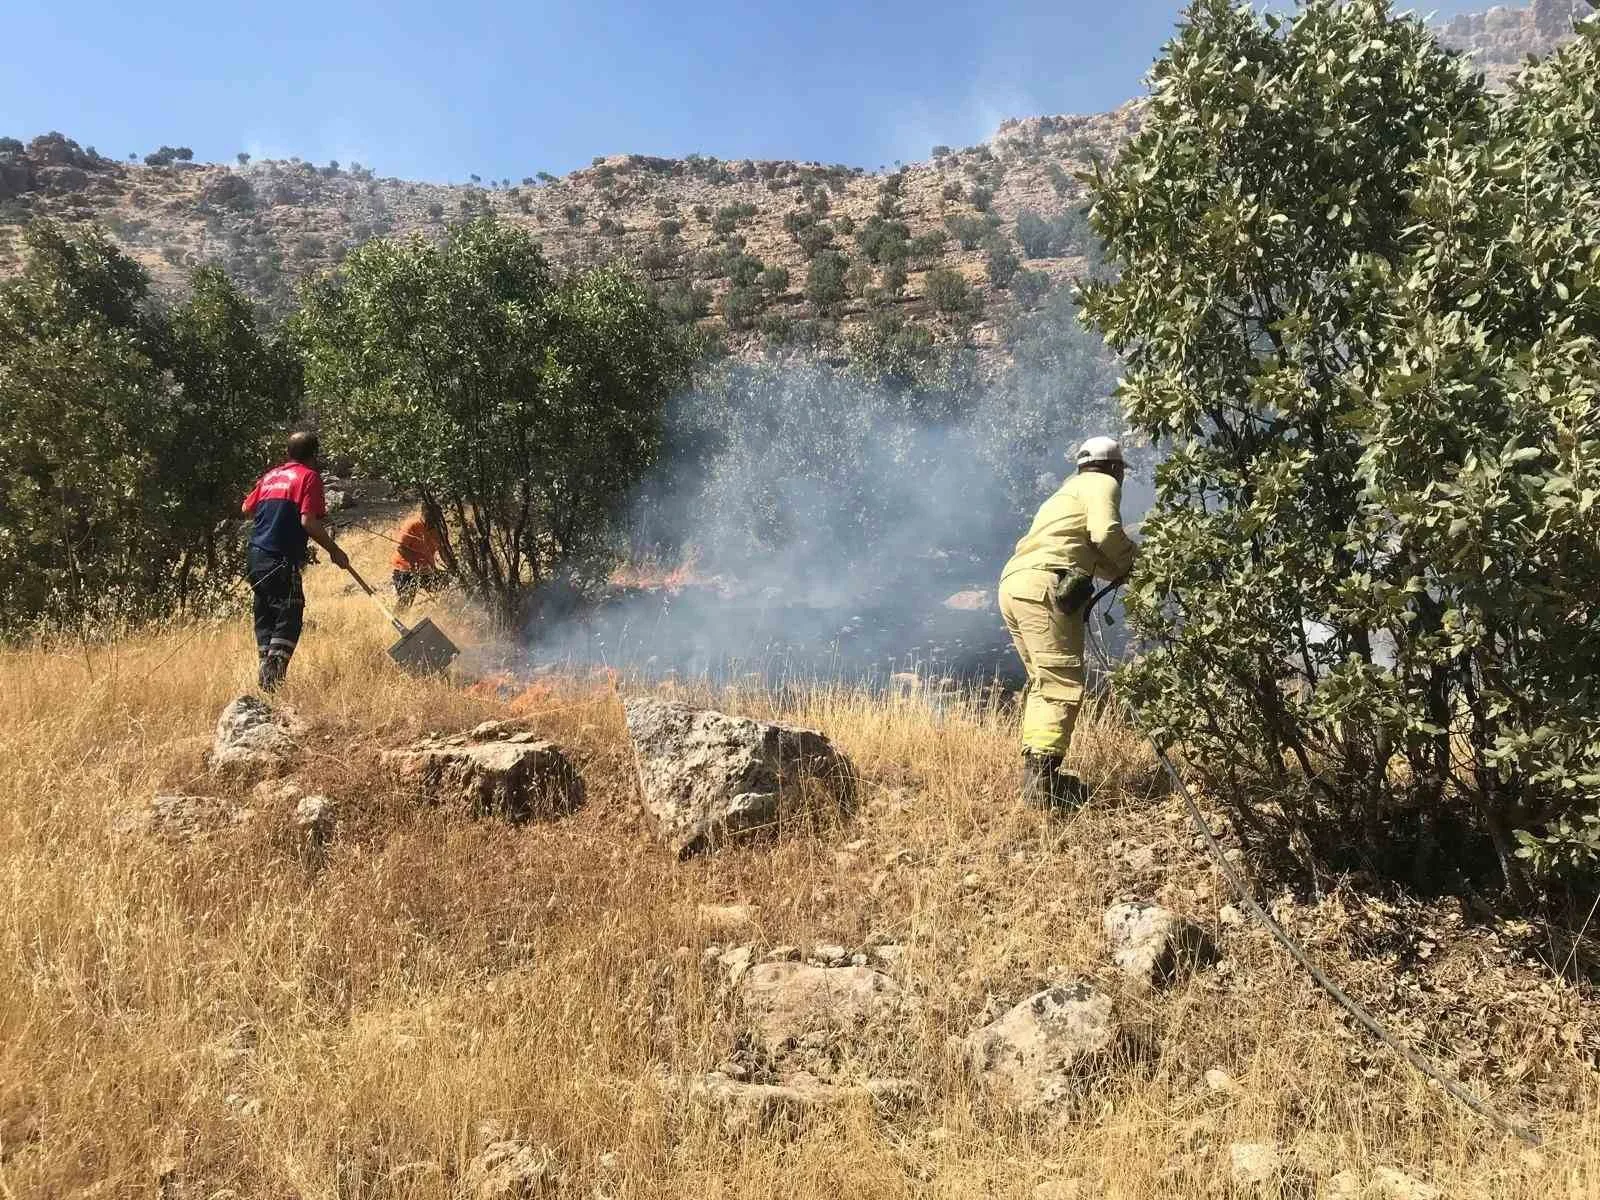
983, 233, 1019, 288
759, 264, 790, 295
1082, 0, 1600, 890
805, 249, 850, 312
296, 218, 694, 628
0, 222, 300, 629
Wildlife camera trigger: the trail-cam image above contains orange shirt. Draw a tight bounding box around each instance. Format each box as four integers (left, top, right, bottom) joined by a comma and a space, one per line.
392, 518, 442, 571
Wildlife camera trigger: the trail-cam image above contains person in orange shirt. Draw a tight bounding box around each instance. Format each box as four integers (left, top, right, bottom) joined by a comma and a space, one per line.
391, 499, 446, 610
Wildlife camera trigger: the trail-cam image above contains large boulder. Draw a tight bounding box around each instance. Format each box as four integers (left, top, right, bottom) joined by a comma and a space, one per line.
383, 721, 582, 821
740, 961, 903, 1054
622, 698, 856, 857
209, 696, 300, 775
964, 981, 1119, 1110
1102, 901, 1215, 987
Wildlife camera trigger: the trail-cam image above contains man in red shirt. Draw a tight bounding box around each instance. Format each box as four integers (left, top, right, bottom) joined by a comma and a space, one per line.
241, 431, 350, 692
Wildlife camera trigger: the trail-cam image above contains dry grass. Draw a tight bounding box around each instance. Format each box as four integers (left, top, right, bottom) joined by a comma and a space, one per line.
1, 528, 1595, 1199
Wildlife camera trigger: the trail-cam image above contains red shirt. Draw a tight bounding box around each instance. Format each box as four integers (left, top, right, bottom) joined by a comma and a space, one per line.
243, 461, 327, 560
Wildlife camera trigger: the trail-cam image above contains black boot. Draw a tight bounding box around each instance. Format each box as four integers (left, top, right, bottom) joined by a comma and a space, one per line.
1021, 751, 1066, 809
259, 650, 289, 693
1050, 770, 1089, 809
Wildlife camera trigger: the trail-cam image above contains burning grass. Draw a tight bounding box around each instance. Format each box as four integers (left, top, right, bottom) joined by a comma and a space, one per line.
0, 527, 1594, 1197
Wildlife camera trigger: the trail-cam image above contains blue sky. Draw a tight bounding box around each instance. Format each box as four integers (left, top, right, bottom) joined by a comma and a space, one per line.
5, 1, 1493, 183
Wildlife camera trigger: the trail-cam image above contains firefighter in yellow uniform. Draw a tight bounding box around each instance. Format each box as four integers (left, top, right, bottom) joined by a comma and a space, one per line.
999, 436, 1137, 808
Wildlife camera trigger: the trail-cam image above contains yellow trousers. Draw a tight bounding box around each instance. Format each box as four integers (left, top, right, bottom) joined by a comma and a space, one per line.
999, 567, 1085, 755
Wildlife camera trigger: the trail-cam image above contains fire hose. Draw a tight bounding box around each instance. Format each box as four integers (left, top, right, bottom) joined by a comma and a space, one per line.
1079, 582, 1542, 1147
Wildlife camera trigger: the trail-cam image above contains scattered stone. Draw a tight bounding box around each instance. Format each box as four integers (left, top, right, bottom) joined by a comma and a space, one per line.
463, 1134, 561, 1199
942, 589, 994, 612
763, 944, 801, 962
811, 943, 849, 965
621, 698, 856, 857
872, 943, 906, 968
741, 961, 903, 1053
1229, 1142, 1282, 1188
1371, 1167, 1440, 1200
964, 981, 1119, 1110
1202, 1067, 1236, 1094
665, 1070, 918, 1135
294, 794, 336, 849
126, 794, 254, 841
1219, 904, 1246, 928
251, 778, 303, 806
209, 695, 300, 775
383, 722, 582, 821
718, 944, 755, 986
696, 903, 757, 932
1102, 901, 1215, 987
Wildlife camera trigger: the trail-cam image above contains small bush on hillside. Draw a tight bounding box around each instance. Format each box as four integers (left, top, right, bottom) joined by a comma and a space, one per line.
844, 262, 874, 299
718, 285, 762, 330
924, 266, 975, 314
881, 261, 907, 298
1010, 267, 1051, 306
564, 203, 585, 226
427, 202, 445, 222
969, 185, 994, 212
944, 214, 992, 250
657, 218, 682, 240
941, 181, 964, 202
856, 216, 910, 265
759, 264, 789, 294
984, 233, 1019, 288
805, 249, 850, 312
657, 278, 711, 323
796, 223, 835, 259
142, 145, 193, 167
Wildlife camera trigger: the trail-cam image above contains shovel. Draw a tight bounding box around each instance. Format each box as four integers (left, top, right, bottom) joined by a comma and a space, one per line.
345, 566, 460, 675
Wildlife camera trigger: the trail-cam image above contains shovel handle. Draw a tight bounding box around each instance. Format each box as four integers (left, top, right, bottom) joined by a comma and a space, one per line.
345, 565, 410, 638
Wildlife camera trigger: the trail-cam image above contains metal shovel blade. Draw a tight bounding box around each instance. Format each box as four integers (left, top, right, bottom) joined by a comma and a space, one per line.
388, 617, 459, 675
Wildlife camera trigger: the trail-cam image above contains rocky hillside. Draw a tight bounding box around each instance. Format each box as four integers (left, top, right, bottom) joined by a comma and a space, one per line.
0, 0, 1590, 365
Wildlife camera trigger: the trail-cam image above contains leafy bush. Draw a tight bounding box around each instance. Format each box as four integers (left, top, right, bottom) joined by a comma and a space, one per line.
856, 216, 910, 265
1082, 0, 1600, 890
983, 233, 1019, 288
0, 222, 300, 629
297, 218, 694, 628
941, 181, 964, 203
944, 214, 993, 251
657, 278, 711, 324
718, 285, 762, 330
426, 202, 444, 222
563, 203, 585, 225
969, 185, 994, 212
142, 145, 193, 167
657, 218, 682, 240
727, 253, 764, 288
759, 264, 790, 294
1010, 268, 1051, 306
881, 261, 907, 298
805, 249, 850, 312
844, 262, 874, 299
796, 223, 835, 259
923, 266, 975, 314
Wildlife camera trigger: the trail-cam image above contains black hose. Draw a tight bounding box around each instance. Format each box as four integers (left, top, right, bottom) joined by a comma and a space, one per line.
1082, 585, 1542, 1146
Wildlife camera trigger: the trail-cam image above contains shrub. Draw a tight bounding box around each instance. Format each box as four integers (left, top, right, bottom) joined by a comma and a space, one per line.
908, 230, 947, 264
1082, 0, 1600, 890
564, 203, 585, 226
923, 266, 974, 314
658, 218, 682, 239
297, 217, 694, 628
796, 223, 835, 259
969, 185, 994, 212
805, 249, 850, 311
931, 144, 952, 159
727, 253, 764, 288
881, 261, 907, 298
1010, 268, 1051, 306
718, 285, 762, 330
427, 202, 445, 221
856, 216, 910, 265
944, 214, 991, 250
597, 217, 625, 236
941, 181, 964, 202
657, 278, 711, 323
142, 145, 194, 167
844, 262, 874, 299
983, 233, 1019, 288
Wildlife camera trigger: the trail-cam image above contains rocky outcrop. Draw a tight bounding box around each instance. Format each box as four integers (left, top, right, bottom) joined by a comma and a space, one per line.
740, 961, 903, 1054
1437, 0, 1592, 74
661, 1070, 919, 1135
209, 696, 300, 775
1102, 901, 1215, 987
964, 981, 1119, 1110
123, 794, 254, 841
622, 698, 855, 857
383, 721, 582, 820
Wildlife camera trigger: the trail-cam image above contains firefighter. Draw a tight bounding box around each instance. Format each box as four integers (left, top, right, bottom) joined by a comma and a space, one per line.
391, 499, 446, 611
998, 435, 1136, 808
241, 431, 349, 692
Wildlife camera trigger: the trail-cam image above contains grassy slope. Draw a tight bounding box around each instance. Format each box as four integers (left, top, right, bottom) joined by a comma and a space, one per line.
0, 525, 1594, 1198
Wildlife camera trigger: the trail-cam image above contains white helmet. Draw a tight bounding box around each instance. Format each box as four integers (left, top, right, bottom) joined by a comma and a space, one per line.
1074, 435, 1124, 467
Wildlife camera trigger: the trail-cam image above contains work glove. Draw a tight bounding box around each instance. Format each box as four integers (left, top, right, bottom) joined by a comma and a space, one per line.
1051, 572, 1095, 617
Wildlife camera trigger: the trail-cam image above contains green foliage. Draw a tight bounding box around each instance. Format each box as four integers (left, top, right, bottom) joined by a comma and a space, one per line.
0, 222, 300, 630
426, 201, 444, 222
983, 233, 1019, 288
856, 216, 910, 265
657, 278, 711, 324
924, 266, 976, 315
941, 181, 964, 203
142, 145, 193, 167
759, 264, 790, 295
295, 218, 694, 628
563, 203, 585, 226
796, 223, 836, 259
805, 250, 850, 312
944, 214, 994, 250
1010, 268, 1051, 306
844, 262, 874, 299
657, 217, 682, 239
1016, 207, 1093, 259
718, 285, 762, 331
969, 185, 994, 212
1082, 0, 1600, 889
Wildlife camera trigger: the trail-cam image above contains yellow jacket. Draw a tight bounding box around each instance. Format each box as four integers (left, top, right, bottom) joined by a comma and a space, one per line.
1001, 470, 1136, 583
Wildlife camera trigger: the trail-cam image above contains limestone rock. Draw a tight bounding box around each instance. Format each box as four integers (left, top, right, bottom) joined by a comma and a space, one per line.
666, 1070, 918, 1134
1102, 901, 1215, 986
696, 902, 758, 932
127, 794, 254, 841
1229, 1142, 1282, 1189
964, 981, 1118, 1110
1371, 1167, 1441, 1200
622, 698, 855, 857
462, 1135, 561, 1199
740, 961, 902, 1053
383, 721, 582, 821
295, 794, 336, 848
209, 696, 300, 774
